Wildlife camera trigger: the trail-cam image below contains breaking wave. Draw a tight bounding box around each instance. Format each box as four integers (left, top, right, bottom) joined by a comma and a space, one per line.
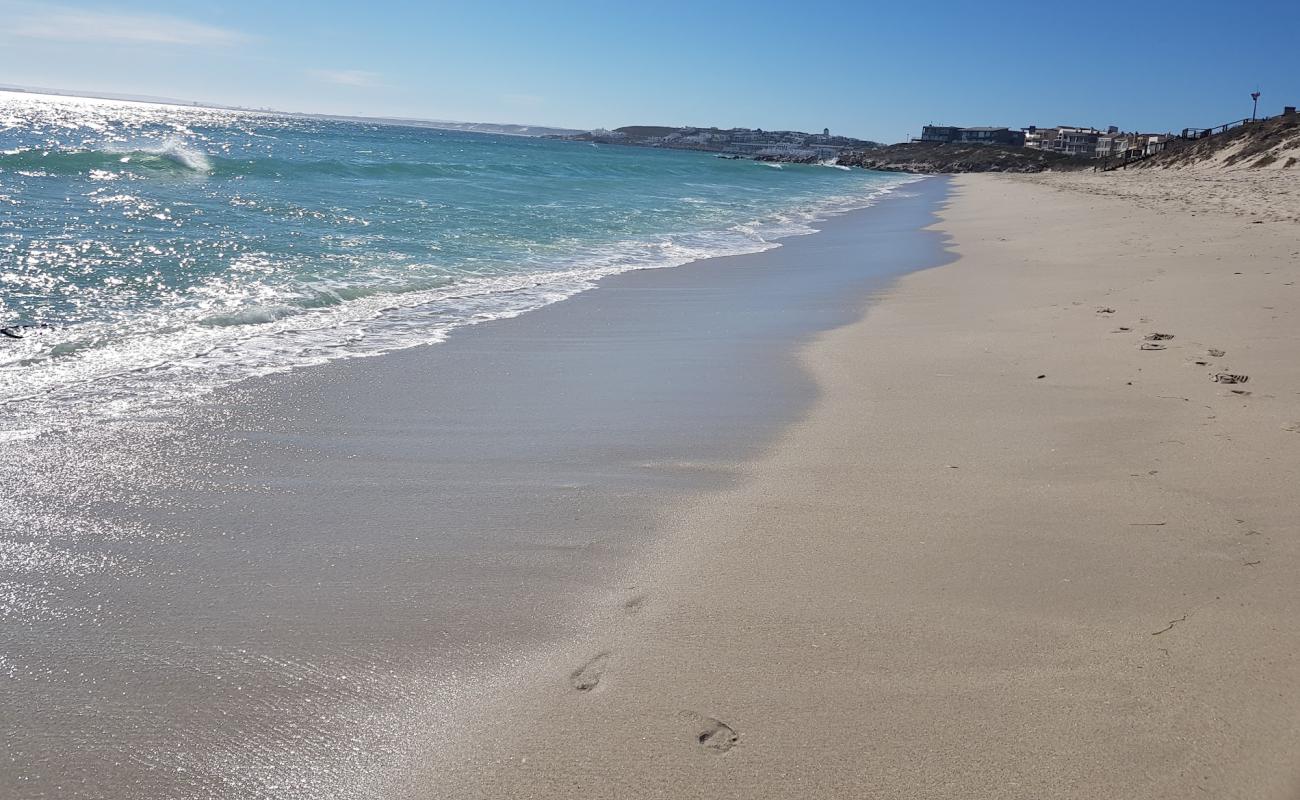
1, 139, 212, 176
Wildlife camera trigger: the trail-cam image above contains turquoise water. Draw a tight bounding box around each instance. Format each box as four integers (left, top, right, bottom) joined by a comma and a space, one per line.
0, 92, 913, 437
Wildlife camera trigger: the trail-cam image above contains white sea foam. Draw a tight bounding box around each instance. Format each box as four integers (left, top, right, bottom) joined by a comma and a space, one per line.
106, 137, 213, 172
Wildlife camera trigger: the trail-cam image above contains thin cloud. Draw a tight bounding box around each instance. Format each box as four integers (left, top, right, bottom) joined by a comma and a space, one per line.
308, 69, 383, 88
4, 3, 247, 47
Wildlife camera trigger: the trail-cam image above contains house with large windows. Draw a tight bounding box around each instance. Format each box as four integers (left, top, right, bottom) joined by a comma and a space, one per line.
919, 125, 1026, 146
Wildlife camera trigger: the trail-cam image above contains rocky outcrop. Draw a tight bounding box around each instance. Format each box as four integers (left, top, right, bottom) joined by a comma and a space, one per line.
753, 152, 820, 165
838, 142, 1084, 174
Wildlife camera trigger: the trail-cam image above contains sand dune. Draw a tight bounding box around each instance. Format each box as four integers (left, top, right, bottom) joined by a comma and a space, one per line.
1140, 114, 1300, 171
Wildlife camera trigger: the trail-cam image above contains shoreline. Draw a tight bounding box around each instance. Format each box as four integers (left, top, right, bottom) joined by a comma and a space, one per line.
416, 173, 1300, 798
1, 179, 952, 798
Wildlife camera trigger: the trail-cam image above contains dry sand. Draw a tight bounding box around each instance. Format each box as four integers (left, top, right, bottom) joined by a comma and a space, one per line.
419, 173, 1300, 799
1022, 168, 1300, 223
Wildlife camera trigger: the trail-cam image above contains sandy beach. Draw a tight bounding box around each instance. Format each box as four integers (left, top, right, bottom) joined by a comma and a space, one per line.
7, 163, 1299, 798
419, 172, 1300, 798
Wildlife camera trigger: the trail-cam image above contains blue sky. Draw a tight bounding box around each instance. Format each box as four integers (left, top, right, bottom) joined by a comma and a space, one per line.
1, 0, 1297, 142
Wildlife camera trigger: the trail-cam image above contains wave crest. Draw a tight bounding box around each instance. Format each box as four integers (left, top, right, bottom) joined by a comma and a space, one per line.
111, 138, 213, 172
1, 138, 212, 176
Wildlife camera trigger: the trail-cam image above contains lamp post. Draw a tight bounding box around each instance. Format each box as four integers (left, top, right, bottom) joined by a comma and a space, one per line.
1251, 91, 1261, 121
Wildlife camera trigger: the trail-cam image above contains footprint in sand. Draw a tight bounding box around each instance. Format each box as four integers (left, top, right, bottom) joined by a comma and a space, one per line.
623, 594, 648, 614
1212, 373, 1250, 385
1144, 332, 1175, 341
570, 652, 610, 691
680, 712, 739, 753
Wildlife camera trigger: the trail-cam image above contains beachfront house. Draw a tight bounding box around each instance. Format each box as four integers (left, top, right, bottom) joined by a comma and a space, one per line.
1022, 125, 1051, 150
1056, 127, 1103, 156
1024, 125, 1109, 157
957, 127, 1026, 146
1095, 131, 1171, 160
920, 125, 960, 143
920, 125, 1025, 146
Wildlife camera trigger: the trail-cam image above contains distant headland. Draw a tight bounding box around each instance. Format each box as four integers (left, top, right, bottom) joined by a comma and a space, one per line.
551, 124, 1090, 172
552, 126, 879, 162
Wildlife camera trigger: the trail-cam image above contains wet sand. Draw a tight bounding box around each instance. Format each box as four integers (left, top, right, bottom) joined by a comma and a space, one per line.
417, 174, 1300, 798
1, 180, 948, 798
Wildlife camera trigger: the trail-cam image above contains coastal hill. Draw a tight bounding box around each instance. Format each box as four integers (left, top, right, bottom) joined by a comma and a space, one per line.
1133, 113, 1300, 170
560, 125, 1085, 172
557, 125, 879, 160
600, 126, 680, 140
837, 141, 1084, 173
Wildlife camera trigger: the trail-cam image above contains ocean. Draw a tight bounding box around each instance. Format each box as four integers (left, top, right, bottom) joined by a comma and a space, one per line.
0, 91, 914, 440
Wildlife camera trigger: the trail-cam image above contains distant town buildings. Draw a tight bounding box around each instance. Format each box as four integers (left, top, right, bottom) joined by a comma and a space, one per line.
572, 126, 876, 160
